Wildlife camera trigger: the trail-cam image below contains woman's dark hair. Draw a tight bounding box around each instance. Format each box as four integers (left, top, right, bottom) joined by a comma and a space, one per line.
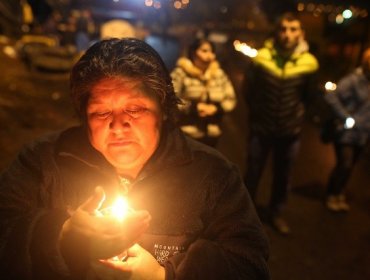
187, 38, 215, 61
70, 38, 181, 126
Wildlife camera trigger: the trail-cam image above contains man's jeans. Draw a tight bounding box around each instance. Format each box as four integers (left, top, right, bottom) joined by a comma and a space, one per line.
327, 142, 363, 196
245, 134, 300, 215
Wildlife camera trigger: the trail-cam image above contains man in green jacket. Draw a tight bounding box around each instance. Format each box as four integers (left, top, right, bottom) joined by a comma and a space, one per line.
244, 12, 319, 234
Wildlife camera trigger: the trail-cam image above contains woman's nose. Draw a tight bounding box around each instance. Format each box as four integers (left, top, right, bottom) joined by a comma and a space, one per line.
109, 112, 131, 131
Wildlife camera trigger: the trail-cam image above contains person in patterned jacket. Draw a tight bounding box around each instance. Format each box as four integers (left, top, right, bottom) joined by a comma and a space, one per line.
243, 12, 319, 234
171, 38, 236, 147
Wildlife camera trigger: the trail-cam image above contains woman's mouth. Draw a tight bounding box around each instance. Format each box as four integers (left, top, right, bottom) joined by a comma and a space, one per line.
109, 140, 133, 147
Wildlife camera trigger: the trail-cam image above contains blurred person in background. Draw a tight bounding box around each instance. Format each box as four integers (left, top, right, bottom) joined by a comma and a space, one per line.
0, 38, 269, 280
323, 47, 370, 212
171, 38, 236, 148
75, 9, 96, 52
243, 12, 319, 234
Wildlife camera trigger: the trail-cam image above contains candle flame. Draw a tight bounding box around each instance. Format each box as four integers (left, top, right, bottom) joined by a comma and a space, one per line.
99, 196, 131, 221
97, 196, 131, 262
111, 197, 130, 221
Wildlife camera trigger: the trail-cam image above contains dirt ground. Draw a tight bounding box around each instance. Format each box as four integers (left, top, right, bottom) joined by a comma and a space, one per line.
0, 40, 78, 170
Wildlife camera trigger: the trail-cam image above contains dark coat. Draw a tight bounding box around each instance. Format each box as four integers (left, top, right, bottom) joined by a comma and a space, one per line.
245, 39, 319, 137
0, 125, 270, 280
324, 67, 370, 146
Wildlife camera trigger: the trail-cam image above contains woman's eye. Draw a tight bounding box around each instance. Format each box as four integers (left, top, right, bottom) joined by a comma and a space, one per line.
93, 111, 110, 119
125, 108, 147, 118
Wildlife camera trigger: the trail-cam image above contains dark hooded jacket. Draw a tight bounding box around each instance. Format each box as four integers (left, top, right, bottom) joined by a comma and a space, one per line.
245, 39, 319, 137
0, 124, 270, 280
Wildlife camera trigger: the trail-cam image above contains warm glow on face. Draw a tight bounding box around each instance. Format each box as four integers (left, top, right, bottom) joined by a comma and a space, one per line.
87, 78, 162, 177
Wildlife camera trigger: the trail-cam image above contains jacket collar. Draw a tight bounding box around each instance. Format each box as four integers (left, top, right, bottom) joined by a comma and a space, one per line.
265, 38, 310, 61
176, 57, 221, 81
133, 124, 193, 181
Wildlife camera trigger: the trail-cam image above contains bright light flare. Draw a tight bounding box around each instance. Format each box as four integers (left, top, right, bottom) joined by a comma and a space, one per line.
98, 196, 131, 262
344, 117, 355, 129
342, 9, 353, 19
173, 1, 182, 9
336, 14, 344, 24
325, 81, 337, 92
111, 197, 130, 221
100, 196, 132, 221
233, 40, 258, 58
3, 46, 17, 58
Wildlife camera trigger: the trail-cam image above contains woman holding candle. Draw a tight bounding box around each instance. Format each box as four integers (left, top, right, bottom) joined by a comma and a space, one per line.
0, 38, 269, 280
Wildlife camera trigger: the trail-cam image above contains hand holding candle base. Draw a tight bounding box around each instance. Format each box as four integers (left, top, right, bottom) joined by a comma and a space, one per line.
58, 186, 151, 273
99, 194, 152, 262
92, 244, 165, 280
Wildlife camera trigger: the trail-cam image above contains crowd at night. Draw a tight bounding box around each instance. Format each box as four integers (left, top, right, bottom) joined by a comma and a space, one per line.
0, 1, 369, 279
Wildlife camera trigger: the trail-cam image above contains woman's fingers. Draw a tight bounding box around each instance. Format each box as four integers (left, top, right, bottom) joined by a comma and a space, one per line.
80, 186, 106, 213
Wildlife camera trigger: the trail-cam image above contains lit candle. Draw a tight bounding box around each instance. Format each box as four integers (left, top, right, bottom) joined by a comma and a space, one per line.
100, 196, 132, 221
99, 196, 133, 262
110, 196, 131, 221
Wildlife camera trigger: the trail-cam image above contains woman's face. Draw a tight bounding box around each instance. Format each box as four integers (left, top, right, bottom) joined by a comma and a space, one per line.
86, 77, 163, 177
194, 42, 215, 64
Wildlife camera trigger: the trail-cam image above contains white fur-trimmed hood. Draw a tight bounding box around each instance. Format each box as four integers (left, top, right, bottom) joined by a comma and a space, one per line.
175, 57, 222, 81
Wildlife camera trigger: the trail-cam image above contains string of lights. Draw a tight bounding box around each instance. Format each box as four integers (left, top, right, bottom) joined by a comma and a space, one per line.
142, 0, 191, 10
296, 2, 368, 24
